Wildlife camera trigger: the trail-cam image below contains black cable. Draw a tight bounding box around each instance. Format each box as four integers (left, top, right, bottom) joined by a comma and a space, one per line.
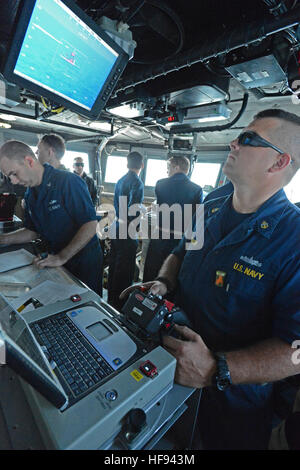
121, 0, 145, 24
186, 389, 202, 450
131, 0, 185, 65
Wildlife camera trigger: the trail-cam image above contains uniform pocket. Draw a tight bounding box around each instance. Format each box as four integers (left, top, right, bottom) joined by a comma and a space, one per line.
226, 262, 276, 301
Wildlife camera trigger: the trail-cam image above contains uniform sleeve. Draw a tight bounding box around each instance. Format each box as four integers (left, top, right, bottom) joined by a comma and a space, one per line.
23, 192, 36, 232
90, 178, 97, 205
62, 174, 97, 226
272, 255, 300, 344
154, 180, 161, 202
172, 234, 187, 260
197, 186, 203, 204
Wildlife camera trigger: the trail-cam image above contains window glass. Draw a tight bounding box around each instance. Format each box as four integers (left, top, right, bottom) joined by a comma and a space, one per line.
62, 151, 89, 173
145, 159, 168, 186
284, 170, 300, 204
105, 155, 128, 183
190, 162, 221, 188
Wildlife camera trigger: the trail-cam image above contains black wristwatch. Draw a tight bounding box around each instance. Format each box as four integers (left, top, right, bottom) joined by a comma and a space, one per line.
214, 352, 232, 391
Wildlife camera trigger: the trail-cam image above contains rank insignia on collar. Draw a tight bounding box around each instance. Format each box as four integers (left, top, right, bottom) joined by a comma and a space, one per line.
215, 270, 226, 287
211, 207, 219, 214
260, 220, 269, 229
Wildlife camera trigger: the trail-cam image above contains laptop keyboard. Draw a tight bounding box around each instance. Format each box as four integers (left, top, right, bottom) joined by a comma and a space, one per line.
30, 312, 114, 400
17, 328, 53, 378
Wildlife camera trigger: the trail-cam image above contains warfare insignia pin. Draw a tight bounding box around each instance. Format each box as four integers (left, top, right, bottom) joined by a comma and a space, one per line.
260, 220, 269, 229
215, 270, 226, 287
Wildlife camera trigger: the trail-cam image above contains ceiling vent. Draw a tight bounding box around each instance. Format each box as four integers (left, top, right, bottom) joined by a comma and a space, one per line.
225, 54, 286, 89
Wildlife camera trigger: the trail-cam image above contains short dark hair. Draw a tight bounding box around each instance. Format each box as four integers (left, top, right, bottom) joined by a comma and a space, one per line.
0, 140, 36, 162
40, 134, 65, 160
127, 151, 144, 169
254, 109, 300, 126
168, 156, 190, 174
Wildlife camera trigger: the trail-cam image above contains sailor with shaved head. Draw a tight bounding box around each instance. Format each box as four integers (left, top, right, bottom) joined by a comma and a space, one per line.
0, 140, 103, 295
121, 108, 300, 450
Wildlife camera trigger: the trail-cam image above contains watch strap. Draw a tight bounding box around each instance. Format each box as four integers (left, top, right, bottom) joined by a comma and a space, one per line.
214, 352, 232, 391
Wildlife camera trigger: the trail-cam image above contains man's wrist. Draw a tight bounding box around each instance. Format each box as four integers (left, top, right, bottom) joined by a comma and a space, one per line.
155, 276, 174, 292
57, 250, 68, 265
213, 352, 232, 391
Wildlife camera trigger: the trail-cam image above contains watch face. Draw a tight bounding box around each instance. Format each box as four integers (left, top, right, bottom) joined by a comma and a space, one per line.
216, 375, 230, 391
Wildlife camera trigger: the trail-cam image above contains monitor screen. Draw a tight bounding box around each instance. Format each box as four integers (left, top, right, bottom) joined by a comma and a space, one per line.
3, 0, 129, 119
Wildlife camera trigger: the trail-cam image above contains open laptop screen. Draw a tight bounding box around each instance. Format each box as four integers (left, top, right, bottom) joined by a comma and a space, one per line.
0, 294, 68, 409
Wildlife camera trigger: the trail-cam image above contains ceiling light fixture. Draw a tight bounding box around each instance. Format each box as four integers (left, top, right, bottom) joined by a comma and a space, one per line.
0, 114, 16, 121
0, 122, 12, 129
184, 103, 232, 123
108, 103, 146, 119
165, 103, 232, 127
88, 122, 112, 131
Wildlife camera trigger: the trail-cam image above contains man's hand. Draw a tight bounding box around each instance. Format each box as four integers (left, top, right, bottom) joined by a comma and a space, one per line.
119, 280, 168, 300
163, 325, 216, 388
33, 253, 66, 269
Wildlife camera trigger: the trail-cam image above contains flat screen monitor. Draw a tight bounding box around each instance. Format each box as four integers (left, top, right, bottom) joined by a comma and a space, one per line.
3, 0, 129, 119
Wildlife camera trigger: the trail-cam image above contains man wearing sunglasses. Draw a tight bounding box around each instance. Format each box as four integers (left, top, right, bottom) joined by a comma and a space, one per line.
73, 156, 97, 207
121, 108, 300, 449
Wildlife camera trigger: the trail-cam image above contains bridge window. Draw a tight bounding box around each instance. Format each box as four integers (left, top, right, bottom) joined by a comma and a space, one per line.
190, 162, 221, 188
285, 170, 300, 204
105, 155, 128, 183
145, 159, 168, 186
61, 151, 89, 173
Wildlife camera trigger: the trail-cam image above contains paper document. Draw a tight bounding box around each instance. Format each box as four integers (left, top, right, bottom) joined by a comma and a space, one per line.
0, 249, 34, 273
10, 280, 88, 314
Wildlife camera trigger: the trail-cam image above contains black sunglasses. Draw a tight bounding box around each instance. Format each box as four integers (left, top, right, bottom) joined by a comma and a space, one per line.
74, 162, 84, 167
237, 131, 285, 155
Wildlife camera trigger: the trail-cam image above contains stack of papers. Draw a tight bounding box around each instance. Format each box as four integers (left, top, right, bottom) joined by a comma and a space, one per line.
0, 249, 34, 273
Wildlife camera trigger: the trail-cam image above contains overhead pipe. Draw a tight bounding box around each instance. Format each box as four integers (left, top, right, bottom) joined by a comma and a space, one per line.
113, 6, 300, 94
0, 107, 112, 135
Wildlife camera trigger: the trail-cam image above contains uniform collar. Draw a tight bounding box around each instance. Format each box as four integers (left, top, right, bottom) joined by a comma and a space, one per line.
40, 163, 54, 187
250, 189, 289, 238
31, 163, 54, 198
206, 189, 289, 245
170, 172, 188, 181
127, 170, 141, 180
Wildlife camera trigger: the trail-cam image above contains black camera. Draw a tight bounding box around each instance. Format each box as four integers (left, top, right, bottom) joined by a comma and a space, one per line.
121, 288, 186, 339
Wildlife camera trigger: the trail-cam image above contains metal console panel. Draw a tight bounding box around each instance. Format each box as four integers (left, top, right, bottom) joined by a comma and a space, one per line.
21, 345, 176, 449
14, 290, 176, 449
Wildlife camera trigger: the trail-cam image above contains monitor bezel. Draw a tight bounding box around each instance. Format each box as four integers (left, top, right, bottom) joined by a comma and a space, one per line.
3, 0, 129, 119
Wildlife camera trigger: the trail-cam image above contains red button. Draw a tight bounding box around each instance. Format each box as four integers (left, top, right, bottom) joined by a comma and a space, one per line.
139, 360, 158, 378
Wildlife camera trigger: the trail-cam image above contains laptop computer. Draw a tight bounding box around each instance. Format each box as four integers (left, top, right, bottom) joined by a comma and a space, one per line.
0, 291, 177, 449
0, 193, 17, 221
0, 292, 139, 411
